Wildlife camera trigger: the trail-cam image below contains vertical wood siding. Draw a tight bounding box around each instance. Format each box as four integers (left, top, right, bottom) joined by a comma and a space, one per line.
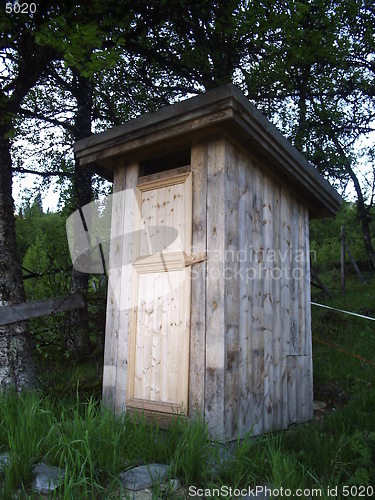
222, 141, 313, 440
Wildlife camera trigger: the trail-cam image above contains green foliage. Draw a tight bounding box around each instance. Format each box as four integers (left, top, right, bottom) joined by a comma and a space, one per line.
310, 201, 375, 271
16, 200, 70, 286
168, 414, 213, 484
34, 1, 135, 78
309, 266, 375, 487
15, 197, 108, 362
15, 199, 72, 359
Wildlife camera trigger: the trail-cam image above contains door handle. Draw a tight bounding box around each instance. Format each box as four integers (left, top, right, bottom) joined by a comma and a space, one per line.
184, 252, 207, 266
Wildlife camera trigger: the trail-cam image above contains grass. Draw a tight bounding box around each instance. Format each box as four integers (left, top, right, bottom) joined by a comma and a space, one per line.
311, 270, 375, 397
1, 391, 374, 498
0, 273, 374, 498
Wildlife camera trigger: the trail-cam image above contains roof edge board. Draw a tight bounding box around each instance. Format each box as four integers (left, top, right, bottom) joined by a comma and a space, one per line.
76, 107, 234, 162
74, 85, 236, 155
229, 106, 341, 213
74, 84, 342, 215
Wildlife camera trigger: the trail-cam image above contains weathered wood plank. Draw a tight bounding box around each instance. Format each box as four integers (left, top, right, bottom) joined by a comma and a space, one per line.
287, 355, 297, 424
235, 149, 271, 437
280, 191, 292, 357
126, 185, 142, 410
279, 188, 292, 429
102, 165, 128, 410
304, 206, 313, 363
0, 294, 85, 326
78, 108, 233, 166
303, 208, 314, 421
237, 152, 253, 436
250, 163, 265, 435
271, 183, 283, 430
298, 204, 307, 357
295, 354, 312, 422
189, 140, 207, 417
224, 142, 240, 440
290, 198, 300, 356
292, 205, 314, 423
74, 90, 236, 156
205, 138, 226, 439
295, 202, 306, 423
263, 175, 274, 432
287, 198, 300, 424
114, 162, 139, 413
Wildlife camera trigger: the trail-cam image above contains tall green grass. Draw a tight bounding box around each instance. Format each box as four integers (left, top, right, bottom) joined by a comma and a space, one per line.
0, 392, 227, 498
1, 388, 374, 498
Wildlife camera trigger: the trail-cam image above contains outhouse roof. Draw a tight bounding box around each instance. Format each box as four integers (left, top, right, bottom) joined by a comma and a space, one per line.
74, 84, 341, 217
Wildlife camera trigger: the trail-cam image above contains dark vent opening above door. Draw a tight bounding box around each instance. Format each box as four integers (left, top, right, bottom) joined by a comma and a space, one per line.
140, 148, 190, 177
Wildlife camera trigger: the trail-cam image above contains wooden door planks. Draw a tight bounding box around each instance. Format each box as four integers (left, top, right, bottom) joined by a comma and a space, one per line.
127, 171, 192, 415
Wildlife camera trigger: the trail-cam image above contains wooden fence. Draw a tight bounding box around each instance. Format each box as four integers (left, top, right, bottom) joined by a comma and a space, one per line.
0, 294, 85, 326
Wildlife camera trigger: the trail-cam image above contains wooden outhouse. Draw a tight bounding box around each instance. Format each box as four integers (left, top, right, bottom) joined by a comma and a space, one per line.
74, 84, 341, 440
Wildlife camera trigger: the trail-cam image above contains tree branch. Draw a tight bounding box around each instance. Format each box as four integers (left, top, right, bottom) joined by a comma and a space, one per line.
18, 107, 74, 132
50, 66, 74, 93
12, 167, 72, 178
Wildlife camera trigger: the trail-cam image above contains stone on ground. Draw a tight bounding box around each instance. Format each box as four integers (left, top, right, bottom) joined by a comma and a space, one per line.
0, 451, 11, 475
32, 462, 65, 494
119, 463, 170, 491
161, 477, 181, 494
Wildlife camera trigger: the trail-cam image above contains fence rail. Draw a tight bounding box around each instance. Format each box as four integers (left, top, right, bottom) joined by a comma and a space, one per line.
0, 294, 85, 326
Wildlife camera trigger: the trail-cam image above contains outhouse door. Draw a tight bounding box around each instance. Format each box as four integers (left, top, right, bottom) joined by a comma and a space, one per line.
126, 169, 192, 415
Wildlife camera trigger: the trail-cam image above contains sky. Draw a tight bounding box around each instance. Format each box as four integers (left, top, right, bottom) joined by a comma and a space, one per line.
13, 174, 60, 212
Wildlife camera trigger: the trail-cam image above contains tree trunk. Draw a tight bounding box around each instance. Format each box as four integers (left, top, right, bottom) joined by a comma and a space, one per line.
332, 135, 375, 270
66, 74, 93, 358
294, 88, 307, 152
0, 126, 37, 391
355, 190, 375, 270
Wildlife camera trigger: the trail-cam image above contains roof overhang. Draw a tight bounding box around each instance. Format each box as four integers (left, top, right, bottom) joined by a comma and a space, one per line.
74, 84, 341, 218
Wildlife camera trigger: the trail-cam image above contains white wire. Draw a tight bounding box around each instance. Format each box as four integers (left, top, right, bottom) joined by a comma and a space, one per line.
311, 302, 375, 322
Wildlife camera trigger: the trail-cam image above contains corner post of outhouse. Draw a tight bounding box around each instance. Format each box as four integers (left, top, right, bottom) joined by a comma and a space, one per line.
102, 161, 139, 413
204, 138, 226, 438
